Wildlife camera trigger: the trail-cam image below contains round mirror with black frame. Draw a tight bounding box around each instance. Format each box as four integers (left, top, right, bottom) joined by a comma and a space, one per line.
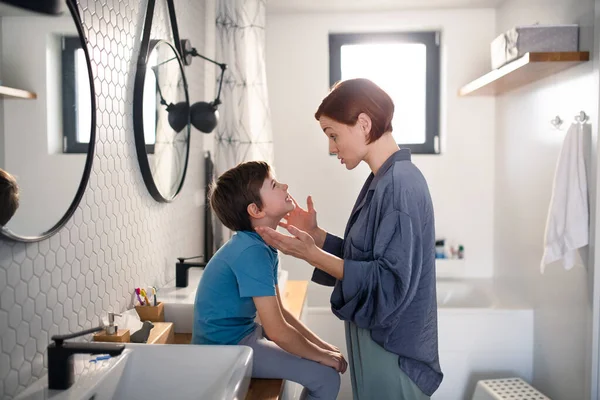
0, 0, 96, 242
133, 0, 190, 203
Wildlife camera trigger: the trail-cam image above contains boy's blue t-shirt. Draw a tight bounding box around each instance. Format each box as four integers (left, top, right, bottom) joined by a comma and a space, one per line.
192, 231, 278, 345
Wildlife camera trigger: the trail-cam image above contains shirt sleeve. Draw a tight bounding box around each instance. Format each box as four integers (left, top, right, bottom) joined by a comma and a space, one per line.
331, 211, 421, 330
311, 233, 344, 287
232, 245, 277, 298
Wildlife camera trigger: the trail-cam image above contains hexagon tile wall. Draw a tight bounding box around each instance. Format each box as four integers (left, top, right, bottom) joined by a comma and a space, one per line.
0, 1, 208, 397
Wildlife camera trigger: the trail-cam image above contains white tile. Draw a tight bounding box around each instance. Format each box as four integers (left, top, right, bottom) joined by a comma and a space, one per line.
27, 276, 40, 299
46, 288, 58, 309
19, 258, 33, 282
57, 282, 67, 303
24, 338, 36, 362
29, 315, 42, 339
5, 370, 19, 397
16, 323, 29, 346
22, 299, 34, 323
14, 281, 27, 305
19, 360, 32, 387
10, 345, 24, 370
2, 327, 16, 354
0, 353, 10, 380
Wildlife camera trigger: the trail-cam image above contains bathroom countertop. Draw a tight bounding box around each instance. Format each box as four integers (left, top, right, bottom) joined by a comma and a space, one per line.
158, 269, 204, 305
147, 322, 175, 344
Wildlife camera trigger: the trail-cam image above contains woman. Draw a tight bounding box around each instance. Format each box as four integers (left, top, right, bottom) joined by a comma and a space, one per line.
256, 78, 442, 399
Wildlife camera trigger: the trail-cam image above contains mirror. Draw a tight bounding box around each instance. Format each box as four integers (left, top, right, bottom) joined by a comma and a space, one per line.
134, 40, 190, 202
0, 0, 95, 242
133, 0, 190, 203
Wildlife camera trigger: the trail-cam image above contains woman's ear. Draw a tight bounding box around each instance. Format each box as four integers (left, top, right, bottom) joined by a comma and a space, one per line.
357, 113, 372, 138
247, 203, 265, 219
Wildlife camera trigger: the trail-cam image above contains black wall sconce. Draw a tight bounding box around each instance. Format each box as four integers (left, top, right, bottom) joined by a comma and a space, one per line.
156, 40, 227, 135
180, 39, 227, 134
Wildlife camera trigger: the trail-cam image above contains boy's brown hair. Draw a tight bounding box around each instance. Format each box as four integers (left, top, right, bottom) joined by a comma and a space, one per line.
209, 161, 270, 232
0, 169, 19, 226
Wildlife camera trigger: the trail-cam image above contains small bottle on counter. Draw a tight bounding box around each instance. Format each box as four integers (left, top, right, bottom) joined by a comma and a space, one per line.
449, 245, 457, 259
435, 239, 446, 259
457, 245, 465, 259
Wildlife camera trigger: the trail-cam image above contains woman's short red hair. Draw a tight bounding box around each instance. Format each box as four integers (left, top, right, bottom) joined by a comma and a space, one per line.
314, 78, 394, 143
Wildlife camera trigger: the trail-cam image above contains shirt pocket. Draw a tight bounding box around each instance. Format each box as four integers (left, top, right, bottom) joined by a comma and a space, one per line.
347, 236, 372, 262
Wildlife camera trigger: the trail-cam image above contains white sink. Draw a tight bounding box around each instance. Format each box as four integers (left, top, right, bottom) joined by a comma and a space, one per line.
16, 344, 253, 400
160, 268, 289, 334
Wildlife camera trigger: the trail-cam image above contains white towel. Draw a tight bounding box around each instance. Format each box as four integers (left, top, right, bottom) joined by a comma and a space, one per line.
541, 122, 589, 273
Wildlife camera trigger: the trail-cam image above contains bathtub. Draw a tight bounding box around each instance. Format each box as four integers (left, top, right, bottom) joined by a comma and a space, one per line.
297, 278, 533, 400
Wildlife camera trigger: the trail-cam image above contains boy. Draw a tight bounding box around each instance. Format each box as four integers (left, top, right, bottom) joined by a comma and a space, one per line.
0, 168, 19, 226
193, 161, 345, 400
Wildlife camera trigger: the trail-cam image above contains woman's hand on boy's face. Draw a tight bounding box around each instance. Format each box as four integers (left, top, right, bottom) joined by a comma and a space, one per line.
255, 225, 317, 261
279, 195, 318, 235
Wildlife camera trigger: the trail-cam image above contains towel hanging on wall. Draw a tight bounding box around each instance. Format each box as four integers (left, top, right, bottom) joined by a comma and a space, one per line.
541, 121, 590, 273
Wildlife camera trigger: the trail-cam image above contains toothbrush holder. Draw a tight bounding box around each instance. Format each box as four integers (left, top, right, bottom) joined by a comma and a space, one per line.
135, 302, 165, 322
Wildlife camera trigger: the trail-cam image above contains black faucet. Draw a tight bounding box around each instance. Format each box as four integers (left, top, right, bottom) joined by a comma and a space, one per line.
176, 255, 207, 287
48, 326, 125, 390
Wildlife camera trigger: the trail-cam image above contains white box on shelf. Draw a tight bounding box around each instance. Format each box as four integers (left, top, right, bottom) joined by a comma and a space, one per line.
490, 24, 579, 69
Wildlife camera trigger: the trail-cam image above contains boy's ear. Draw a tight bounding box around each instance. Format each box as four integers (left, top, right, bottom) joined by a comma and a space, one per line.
247, 203, 265, 219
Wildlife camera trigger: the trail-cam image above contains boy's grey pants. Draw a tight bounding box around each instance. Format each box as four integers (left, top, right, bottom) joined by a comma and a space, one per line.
239, 325, 341, 400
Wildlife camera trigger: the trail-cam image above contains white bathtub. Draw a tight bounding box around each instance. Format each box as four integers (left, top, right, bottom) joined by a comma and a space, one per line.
299, 279, 533, 400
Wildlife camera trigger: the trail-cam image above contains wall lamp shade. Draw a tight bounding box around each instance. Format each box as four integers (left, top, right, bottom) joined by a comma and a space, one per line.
190, 101, 219, 133
166, 102, 190, 133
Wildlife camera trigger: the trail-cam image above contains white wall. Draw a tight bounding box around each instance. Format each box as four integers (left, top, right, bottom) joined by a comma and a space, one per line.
494, 1, 597, 398
1, 15, 85, 234
266, 9, 496, 280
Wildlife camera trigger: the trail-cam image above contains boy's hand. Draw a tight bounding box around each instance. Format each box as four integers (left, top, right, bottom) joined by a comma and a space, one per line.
318, 340, 340, 353
319, 350, 348, 374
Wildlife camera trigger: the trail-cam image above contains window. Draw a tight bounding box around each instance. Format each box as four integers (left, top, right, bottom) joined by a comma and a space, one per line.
329, 32, 441, 154
61, 36, 92, 154
61, 36, 155, 153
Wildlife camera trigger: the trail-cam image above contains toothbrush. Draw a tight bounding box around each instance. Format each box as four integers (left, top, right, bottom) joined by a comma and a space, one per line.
90, 355, 111, 363
151, 287, 157, 306
135, 288, 145, 306
140, 288, 151, 306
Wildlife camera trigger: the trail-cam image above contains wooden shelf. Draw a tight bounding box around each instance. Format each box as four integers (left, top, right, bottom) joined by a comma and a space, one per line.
0, 85, 36, 99
459, 51, 589, 96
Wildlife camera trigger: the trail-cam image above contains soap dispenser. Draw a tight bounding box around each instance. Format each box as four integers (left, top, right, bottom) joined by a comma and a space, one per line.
105, 312, 122, 335
92, 312, 130, 343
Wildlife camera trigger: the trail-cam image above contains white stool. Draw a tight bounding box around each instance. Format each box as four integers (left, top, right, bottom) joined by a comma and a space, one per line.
472, 378, 550, 400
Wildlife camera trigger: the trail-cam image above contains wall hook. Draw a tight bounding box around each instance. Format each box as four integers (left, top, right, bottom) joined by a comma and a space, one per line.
550, 115, 563, 129
575, 111, 588, 123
